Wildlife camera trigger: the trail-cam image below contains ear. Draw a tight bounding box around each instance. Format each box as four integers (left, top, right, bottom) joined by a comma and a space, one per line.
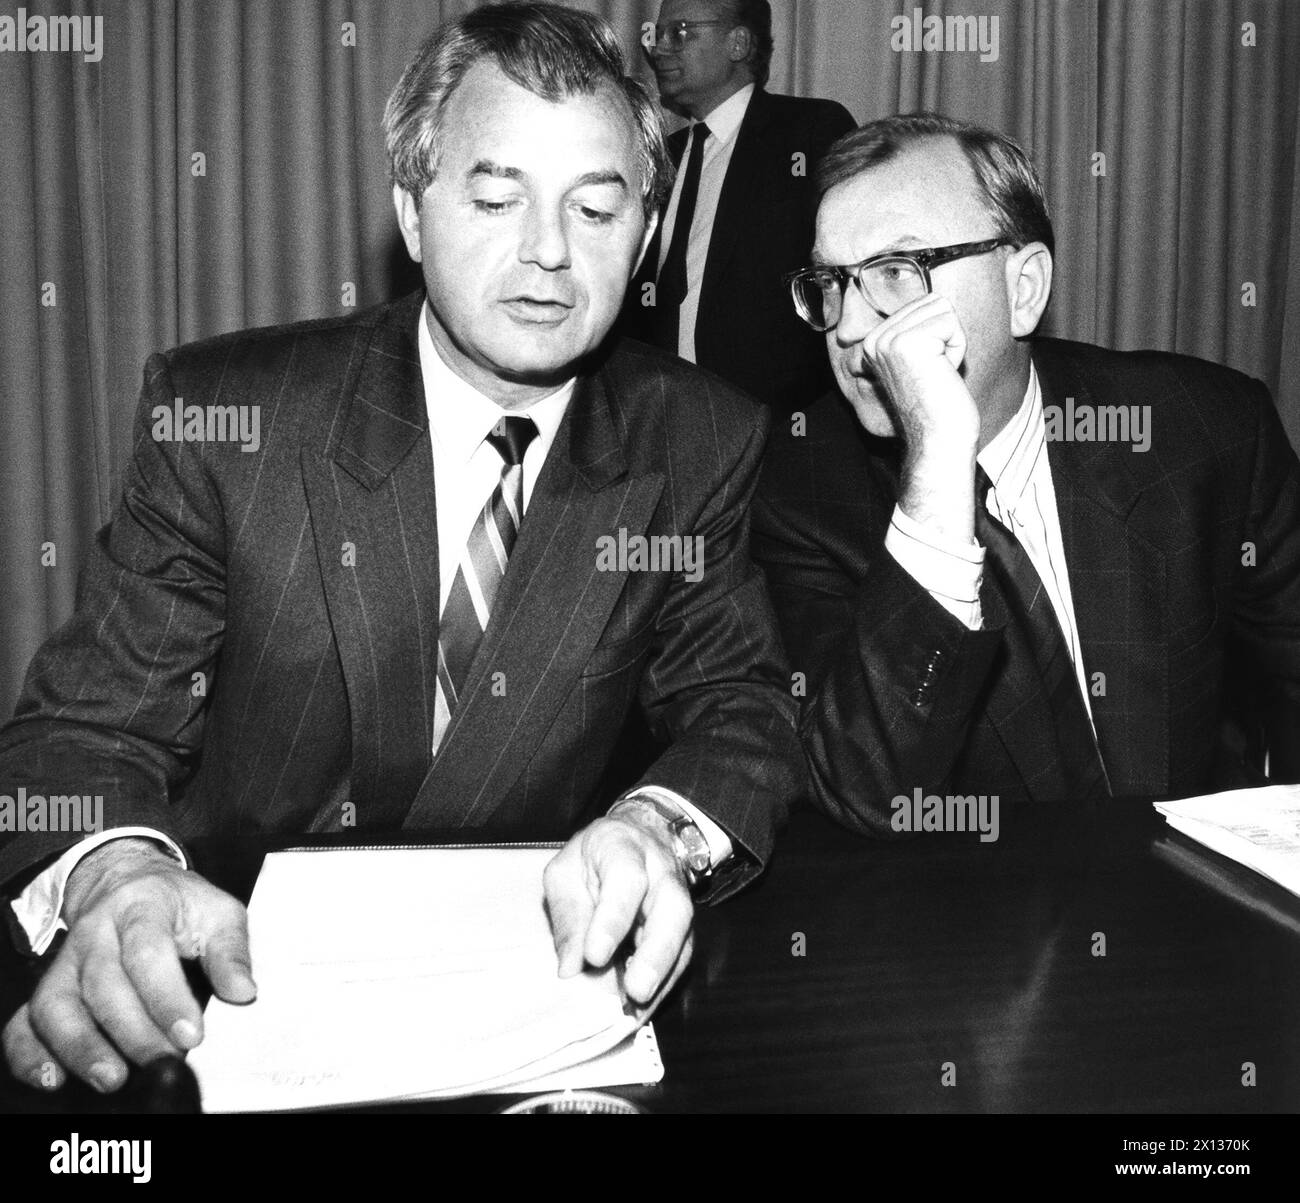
729, 25, 752, 65
632, 209, 660, 276
393, 185, 423, 263
1005, 242, 1052, 338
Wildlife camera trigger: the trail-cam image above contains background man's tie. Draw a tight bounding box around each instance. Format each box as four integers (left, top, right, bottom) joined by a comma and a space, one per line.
974, 469, 1109, 800
434, 415, 538, 752
649, 121, 710, 350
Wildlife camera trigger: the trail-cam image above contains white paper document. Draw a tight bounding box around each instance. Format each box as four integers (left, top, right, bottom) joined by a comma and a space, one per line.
1154, 784, 1300, 896
188, 846, 663, 1112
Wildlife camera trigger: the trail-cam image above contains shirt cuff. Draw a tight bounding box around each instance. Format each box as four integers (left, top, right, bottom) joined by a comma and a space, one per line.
9, 828, 188, 956
885, 503, 985, 630
614, 786, 733, 869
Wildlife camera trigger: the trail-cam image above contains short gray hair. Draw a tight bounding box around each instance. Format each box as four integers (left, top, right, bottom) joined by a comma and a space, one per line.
817, 112, 1055, 257
383, 2, 672, 222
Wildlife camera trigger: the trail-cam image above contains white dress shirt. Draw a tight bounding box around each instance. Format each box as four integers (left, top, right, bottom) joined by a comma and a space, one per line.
656, 82, 755, 362
11, 304, 731, 953
885, 365, 1097, 728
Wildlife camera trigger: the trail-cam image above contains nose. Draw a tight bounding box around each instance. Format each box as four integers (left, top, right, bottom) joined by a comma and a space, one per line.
518, 203, 571, 272
833, 273, 883, 347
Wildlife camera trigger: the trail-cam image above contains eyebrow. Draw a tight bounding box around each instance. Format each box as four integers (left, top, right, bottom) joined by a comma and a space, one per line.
812, 234, 929, 266
465, 162, 630, 193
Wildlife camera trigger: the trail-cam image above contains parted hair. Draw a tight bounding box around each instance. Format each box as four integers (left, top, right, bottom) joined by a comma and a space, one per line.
384, 1, 672, 220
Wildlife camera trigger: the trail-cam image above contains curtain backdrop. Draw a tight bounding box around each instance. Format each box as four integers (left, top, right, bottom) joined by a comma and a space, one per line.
2, 0, 1297, 715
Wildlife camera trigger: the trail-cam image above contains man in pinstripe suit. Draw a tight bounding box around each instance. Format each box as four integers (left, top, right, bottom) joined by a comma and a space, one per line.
754, 113, 1300, 837
0, 5, 800, 1095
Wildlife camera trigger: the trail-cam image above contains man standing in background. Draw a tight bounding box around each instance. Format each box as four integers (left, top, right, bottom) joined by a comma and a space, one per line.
622, 0, 855, 412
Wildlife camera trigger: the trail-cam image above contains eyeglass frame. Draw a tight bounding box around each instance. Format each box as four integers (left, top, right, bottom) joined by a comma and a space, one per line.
651, 19, 731, 50
783, 238, 1013, 331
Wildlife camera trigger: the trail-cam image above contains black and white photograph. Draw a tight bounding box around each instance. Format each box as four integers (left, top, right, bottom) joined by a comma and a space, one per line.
0, 0, 1296, 1174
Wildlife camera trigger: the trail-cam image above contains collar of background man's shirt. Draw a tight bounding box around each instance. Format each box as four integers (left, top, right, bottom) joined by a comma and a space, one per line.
690, 81, 755, 148
417, 300, 574, 469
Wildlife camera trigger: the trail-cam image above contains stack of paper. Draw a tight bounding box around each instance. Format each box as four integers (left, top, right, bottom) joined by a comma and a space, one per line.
1154, 784, 1300, 896
187, 846, 663, 1112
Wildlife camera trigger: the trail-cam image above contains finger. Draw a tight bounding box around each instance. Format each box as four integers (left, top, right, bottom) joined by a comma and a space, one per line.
630, 928, 695, 1019
197, 908, 257, 1004
80, 946, 179, 1066
543, 847, 596, 978
622, 873, 694, 1004
3, 1005, 66, 1091
118, 904, 205, 1049
27, 953, 128, 1093
583, 843, 648, 969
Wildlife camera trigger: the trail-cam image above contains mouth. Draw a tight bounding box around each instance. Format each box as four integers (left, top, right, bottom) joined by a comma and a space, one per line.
500, 297, 574, 325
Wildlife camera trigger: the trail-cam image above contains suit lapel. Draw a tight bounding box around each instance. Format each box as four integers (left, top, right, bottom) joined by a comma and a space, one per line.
301, 292, 441, 827
402, 361, 665, 830
1033, 344, 1170, 796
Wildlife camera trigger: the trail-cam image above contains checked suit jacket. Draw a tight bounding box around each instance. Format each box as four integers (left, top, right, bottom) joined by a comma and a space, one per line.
0, 290, 800, 900
752, 337, 1300, 836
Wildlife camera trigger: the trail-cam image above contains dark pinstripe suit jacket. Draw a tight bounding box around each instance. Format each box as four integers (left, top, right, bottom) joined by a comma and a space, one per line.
0, 290, 800, 899
753, 337, 1300, 836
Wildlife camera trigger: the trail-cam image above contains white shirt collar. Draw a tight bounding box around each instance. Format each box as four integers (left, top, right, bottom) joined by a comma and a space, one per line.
416, 299, 574, 467
977, 364, 1045, 520
695, 82, 755, 146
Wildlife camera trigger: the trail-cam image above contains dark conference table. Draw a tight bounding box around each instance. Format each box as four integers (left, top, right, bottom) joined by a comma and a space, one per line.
1, 796, 1298, 1115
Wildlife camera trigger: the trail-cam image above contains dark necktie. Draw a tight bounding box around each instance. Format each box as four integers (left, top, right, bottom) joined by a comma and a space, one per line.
975, 469, 1109, 800
650, 121, 710, 350
434, 416, 538, 752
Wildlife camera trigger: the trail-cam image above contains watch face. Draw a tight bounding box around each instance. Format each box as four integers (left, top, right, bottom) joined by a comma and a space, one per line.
673, 819, 711, 874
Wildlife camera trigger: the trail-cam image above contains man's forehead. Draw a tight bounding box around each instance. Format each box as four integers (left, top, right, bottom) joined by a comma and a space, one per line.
440, 60, 637, 162
816, 137, 988, 254
660, 0, 729, 25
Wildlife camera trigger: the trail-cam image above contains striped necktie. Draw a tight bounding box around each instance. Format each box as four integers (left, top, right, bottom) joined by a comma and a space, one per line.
434, 415, 538, 752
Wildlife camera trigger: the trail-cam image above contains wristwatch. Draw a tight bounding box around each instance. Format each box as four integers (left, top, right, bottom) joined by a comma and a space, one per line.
609, 793, 713, 888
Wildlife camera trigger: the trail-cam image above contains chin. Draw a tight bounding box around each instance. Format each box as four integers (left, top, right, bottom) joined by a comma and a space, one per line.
835, 375, 897, 437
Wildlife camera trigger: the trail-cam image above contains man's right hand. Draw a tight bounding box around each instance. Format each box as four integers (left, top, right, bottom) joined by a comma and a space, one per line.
863, 293, 981, 543
2, 838, 255, 1093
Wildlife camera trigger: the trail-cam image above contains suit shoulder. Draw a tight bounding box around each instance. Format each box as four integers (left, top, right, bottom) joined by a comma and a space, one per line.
761, 91, 855, 131
154, 295, 411, 383
1035, 336, 1271, 435
603, 337, 768, 449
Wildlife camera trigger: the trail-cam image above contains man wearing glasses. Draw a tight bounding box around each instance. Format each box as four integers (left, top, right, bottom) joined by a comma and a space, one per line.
753, 112, 1300, 835
621, 0, 854, 413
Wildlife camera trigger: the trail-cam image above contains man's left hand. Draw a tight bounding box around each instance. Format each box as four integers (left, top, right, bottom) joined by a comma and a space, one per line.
543, 813, 694, 1007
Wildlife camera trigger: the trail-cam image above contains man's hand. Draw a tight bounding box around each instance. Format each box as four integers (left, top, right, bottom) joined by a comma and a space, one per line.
3, 838, 255, 1094
864, 293, 980, 542
543, 813, 694, 1009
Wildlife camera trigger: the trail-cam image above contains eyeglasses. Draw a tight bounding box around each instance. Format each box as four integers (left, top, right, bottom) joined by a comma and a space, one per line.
651, 20, 730, 51
784, 238, 1011, 331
